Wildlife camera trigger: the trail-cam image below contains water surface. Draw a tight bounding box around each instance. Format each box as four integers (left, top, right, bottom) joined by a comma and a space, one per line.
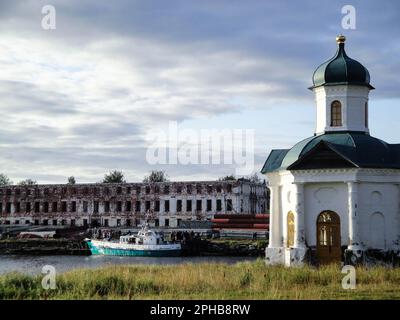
0, 255, 258, 275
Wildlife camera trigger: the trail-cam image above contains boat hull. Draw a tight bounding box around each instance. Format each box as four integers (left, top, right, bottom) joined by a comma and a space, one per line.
86, 240, 182, 257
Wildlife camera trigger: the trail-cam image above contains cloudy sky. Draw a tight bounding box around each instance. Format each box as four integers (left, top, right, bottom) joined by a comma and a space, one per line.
0, 0, 399, 183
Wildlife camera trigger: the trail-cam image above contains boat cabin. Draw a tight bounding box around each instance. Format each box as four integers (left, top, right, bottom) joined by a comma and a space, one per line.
119, 226, 164, 245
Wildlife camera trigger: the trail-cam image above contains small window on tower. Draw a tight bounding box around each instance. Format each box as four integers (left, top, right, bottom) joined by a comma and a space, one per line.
330, 100, 342, 127
365, 102, 368, 128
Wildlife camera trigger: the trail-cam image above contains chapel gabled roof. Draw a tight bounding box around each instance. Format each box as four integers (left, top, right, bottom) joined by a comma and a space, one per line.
287, 140, 358, 170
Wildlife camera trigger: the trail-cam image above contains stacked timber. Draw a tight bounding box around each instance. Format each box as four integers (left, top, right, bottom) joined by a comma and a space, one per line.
211, 214, 269, 230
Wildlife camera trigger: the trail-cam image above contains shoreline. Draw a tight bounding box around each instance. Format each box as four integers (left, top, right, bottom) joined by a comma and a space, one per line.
0, 238, 267, 257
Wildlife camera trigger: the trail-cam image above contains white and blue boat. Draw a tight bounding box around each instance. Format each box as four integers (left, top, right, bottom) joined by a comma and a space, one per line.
85, 222, 182, 257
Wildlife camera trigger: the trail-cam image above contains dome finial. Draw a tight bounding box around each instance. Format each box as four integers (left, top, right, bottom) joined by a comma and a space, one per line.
336, 34, 346, 44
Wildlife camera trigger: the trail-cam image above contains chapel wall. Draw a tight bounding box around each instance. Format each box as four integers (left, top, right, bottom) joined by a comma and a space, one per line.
358, 182, 399, 250
303, 182, 349, 247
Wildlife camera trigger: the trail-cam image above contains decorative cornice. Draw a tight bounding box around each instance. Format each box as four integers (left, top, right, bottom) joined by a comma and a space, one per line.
291, 168, 358, 175
291, 168, 400, 175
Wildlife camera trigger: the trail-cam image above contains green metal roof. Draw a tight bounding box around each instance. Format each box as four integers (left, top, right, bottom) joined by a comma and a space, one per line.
261, 132, 400, 173
261, 149, 289, 173
311, 38, 374, 89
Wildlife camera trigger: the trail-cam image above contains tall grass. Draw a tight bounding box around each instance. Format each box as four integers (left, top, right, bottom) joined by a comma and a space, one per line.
0, 259, 399, 299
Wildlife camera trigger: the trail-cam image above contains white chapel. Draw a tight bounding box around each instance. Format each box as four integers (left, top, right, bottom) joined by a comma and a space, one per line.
262, 35, 400, 266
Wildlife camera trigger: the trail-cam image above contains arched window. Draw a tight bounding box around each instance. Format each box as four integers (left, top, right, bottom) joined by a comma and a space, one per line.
331, 100, 342, 127
365, 102, 368, 128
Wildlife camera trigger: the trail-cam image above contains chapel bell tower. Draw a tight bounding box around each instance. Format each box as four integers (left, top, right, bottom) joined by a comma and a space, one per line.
310, 35, 374, 135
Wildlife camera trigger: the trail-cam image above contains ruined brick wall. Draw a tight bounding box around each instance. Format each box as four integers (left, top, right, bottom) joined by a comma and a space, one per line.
0, 180, 268, 228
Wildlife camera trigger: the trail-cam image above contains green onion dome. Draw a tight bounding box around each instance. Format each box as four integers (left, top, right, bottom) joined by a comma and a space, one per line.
311, 35, 374, 89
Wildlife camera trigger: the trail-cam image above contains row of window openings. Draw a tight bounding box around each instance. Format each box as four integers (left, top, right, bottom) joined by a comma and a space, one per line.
0, 184, 233, 197
102, 218, 174, 227
330, 100, 368, 127
0, 199, 233, 213
2, 219, 78, 226
2, 218, 136, 227
2, 218, 176, 227
0, 187, 133, 197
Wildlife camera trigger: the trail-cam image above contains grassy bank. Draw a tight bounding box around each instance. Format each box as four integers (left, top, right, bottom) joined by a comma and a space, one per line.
1, 259, 400, 299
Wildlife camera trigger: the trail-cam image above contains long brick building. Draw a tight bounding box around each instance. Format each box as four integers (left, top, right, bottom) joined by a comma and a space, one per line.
0, 179, 267, 228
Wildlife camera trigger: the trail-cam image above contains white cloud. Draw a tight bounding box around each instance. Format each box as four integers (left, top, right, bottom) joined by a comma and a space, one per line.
0, 0, 398, 183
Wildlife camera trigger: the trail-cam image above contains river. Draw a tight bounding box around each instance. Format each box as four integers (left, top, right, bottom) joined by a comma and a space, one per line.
0, 255, 258, 275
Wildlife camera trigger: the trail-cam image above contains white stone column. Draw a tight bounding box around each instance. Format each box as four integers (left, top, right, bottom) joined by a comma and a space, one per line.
170, 197, 177, 214
160, 198, 165, 214
268, 185, 280, 248
202, 198, 207, 214
347, 181, 361, 250
293, 182, 306, 248
222, 197, 226, 213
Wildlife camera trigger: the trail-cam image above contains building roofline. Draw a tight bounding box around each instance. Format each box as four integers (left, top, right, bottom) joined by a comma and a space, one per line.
0, 179, 265, 188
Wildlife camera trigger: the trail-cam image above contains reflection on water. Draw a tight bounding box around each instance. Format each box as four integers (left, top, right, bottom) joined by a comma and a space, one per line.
0, 255, 258, 275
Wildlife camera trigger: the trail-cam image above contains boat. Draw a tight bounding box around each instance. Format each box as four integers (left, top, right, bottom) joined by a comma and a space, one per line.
85, 221, 182, 257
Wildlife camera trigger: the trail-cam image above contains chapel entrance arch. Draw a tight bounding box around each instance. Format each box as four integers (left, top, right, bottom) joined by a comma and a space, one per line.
316, 210, 341, 264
